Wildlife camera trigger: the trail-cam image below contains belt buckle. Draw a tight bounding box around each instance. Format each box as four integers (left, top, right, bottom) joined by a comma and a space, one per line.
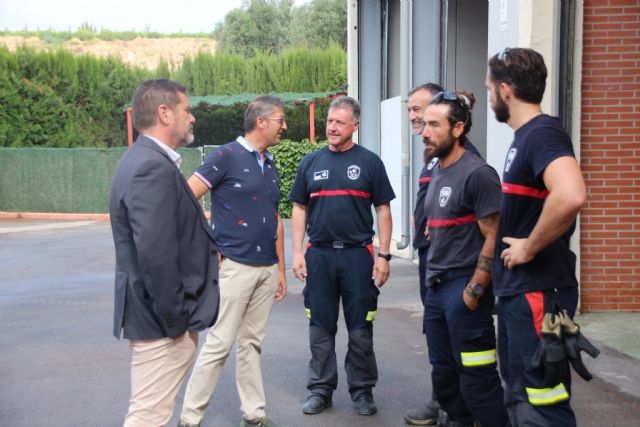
332, 240, 344, 249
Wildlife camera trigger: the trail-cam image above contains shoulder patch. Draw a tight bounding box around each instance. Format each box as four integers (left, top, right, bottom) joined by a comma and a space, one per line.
314, 170, 329, 180
505, 148, 517, 173
427, 158, 439, 170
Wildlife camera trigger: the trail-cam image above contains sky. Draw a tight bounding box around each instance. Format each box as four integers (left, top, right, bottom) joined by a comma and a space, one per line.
0, 0, 253, 34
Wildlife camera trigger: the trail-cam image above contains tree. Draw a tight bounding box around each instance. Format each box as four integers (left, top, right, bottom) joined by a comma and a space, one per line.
216, 0, 293, 57
302, 0, 347, 50
213, 0, 348, 56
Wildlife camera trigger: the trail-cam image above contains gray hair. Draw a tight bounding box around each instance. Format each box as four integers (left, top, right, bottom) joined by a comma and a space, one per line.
329, 96, 360, 122
408, 82, 444, 98
244, 95, 284, 132
132, 79, 187, 132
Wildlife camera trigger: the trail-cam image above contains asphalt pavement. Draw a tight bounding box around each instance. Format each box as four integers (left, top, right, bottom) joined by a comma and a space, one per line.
0, 219, 639, 426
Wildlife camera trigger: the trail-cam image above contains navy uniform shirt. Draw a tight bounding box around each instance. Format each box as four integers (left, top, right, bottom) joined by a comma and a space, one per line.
194, 137, 280, 265
493, 114, 579, 297
289, 144, 396, 244
424, 150, 501, 282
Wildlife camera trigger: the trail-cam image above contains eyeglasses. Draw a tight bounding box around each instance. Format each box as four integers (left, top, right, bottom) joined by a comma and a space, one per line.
432, 91, 469, 126
261, 116, 285, 125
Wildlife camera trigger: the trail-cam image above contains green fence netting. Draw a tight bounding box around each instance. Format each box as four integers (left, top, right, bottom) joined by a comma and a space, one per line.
0, 147, 203, 213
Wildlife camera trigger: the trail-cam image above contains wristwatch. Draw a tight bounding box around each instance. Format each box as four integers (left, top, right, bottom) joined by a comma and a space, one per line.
465, 282, 485, 300
377, 252, 392, 261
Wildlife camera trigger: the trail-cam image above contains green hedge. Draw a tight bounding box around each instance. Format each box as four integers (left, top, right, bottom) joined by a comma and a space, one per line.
192, 101, 331, 146
270, 139, 326, 218
0, 45, 345, 148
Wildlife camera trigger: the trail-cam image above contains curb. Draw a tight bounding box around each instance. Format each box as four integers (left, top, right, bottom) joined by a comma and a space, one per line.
0, 211, 212, 221
0, 211, 110, 221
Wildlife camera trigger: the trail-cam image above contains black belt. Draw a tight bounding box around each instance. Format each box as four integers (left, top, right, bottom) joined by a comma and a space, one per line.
310, 240, 371, 249
429, 267, 475, 287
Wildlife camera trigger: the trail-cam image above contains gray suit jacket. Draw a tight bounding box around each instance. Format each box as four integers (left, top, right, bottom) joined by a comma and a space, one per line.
109, 135, 219, 339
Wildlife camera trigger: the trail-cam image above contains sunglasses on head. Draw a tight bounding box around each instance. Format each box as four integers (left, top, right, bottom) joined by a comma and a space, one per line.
433, 91, 459, 102
496, 47, 517, 88
432, 91, 469, 126
498, 47, 511, 63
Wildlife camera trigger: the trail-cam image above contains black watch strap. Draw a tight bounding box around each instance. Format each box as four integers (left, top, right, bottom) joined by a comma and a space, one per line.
377, 252, 392, 261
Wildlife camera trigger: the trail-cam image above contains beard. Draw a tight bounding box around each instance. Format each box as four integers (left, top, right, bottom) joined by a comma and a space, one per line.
493, 89, 510, 123
178, 131, 195, 147
430, 133, 456, 160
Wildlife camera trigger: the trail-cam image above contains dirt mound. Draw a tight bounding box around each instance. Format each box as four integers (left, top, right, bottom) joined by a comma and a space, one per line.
0, 35, 217, 69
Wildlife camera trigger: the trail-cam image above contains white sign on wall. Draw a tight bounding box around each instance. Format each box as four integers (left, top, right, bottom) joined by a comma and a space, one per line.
500, 0, 508, 31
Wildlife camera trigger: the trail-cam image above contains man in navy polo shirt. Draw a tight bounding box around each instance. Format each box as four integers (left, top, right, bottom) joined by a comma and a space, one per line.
421, 91, 508, 427
487, 48, 587, 426
290, 96, 395, 417
178, 95, 288, 427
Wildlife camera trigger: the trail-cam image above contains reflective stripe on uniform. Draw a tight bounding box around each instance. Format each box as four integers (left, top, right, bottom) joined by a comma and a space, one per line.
366, 311, 377, 321
305, 308, 311, 319
526, 383, 570, 406
460, 349, 497, 367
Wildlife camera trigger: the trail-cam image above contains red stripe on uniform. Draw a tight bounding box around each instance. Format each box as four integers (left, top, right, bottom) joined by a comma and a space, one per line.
419, 177, 432, 183
502, 183, 549, 199
525, 291, 545, 338
309, 190, 371, 199
427, 214, 477, 228
367, 244, 374, 259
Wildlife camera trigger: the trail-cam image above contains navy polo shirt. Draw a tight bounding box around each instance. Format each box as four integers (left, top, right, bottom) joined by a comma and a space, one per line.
493, 114, 579, 296
194, 137, 280, 265
289, 144, 395, 244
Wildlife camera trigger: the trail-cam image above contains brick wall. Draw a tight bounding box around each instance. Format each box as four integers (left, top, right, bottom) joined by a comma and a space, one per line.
580, 0, 640, 311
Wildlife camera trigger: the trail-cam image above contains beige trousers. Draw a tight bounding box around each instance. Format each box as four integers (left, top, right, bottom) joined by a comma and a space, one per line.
124, 331, 198, 427
180, 258, 278, 424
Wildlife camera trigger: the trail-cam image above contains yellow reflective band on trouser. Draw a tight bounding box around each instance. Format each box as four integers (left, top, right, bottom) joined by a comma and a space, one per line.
305, 308, 311, 319
460, 349, 497, 367
526, 383, 570, 406
366, 311, 377, 321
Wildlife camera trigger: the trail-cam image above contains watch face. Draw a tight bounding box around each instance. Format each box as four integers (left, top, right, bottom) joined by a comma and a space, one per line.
471, 284, 484, 296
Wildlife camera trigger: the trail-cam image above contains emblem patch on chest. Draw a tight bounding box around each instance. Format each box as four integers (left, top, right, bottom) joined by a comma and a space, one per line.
347, 165, 361, 180
505, 148, 517, 173
439, 187, 452, 207
314, 170, 329, 180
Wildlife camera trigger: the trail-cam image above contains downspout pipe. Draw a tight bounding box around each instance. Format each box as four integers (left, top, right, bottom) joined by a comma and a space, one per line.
397, 0, 411, 250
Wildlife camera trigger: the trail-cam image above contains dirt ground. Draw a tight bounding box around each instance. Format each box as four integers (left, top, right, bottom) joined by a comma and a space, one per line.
0, 35, 217, 69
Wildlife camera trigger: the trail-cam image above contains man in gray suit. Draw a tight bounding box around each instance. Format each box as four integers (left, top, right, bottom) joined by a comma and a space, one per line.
109, 79, 220, 427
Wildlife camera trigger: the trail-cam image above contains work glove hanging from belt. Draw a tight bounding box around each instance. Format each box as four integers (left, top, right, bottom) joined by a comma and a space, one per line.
531, 313, 570, 387
558, 310, 600, 381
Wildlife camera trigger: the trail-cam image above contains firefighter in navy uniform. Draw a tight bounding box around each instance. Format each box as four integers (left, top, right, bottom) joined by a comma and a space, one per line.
290, 96, 395, 417
421, 91, 508, 427
405, 84, 484, 426
487, 48, 587, 427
